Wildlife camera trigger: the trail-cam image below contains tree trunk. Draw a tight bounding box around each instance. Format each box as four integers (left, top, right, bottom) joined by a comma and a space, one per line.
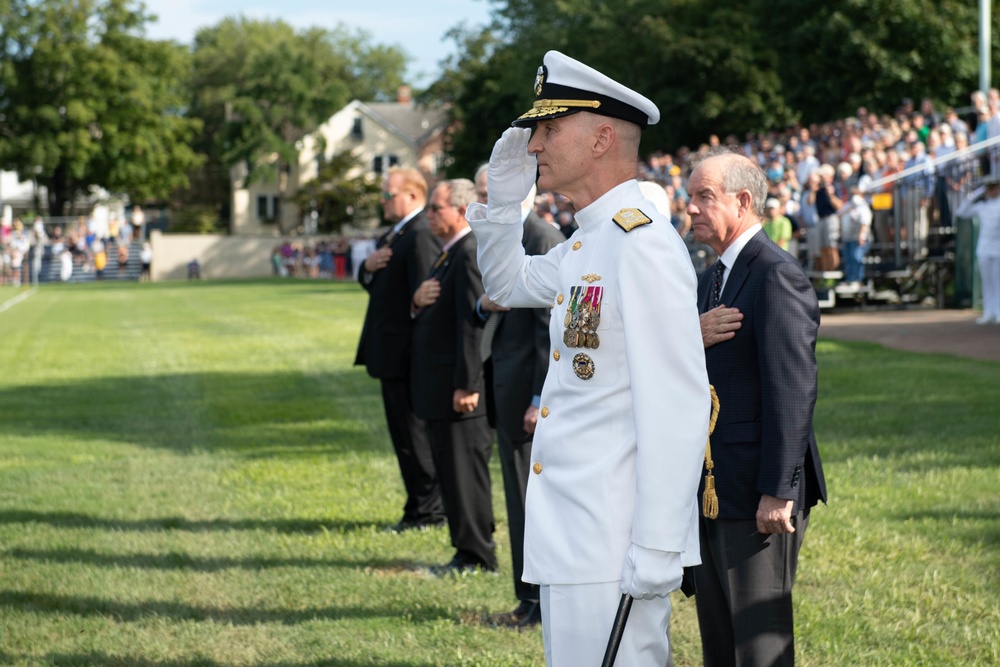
46, 165, 71, 217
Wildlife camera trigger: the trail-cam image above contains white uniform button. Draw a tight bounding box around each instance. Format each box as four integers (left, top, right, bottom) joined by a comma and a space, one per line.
553, 350, 560, 361
532, 462, 543, 474
540, 407, 550, 418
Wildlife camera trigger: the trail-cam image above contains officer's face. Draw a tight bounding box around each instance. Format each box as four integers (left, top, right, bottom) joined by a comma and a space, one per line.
380, 173, 413, 223
687, 158, 747, 254
426, 186, 463, 239
528, 114, 592, 198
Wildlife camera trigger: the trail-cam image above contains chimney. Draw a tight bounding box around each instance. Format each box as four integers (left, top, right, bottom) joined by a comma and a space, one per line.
397, 85, 412, 105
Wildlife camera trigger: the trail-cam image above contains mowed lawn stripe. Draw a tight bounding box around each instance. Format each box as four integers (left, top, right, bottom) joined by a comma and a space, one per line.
0, 280, 996, 666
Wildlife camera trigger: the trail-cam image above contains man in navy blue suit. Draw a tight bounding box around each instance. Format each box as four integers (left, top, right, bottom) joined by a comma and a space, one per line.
689, 147, 827, 667
411, 178, 496, 575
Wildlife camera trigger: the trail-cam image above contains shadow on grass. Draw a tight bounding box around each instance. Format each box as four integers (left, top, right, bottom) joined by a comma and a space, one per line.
815, 343, 1000, 469
5, 546, 434, 573
0, 369, 383, 457
0, 589, 451, 627
0, 510, 381, 534
1, 652, 437, 667
892, 508, 1000, 549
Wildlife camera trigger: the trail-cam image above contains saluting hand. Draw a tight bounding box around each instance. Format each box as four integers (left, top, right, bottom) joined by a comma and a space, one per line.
487, 127, 537, 212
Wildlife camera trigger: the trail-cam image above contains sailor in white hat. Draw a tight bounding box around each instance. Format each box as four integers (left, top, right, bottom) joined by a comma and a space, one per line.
955, 175, 1000, 323
466, 51, 709, 666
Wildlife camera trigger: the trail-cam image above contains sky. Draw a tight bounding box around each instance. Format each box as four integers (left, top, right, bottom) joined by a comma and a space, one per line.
141, 0, 495, 88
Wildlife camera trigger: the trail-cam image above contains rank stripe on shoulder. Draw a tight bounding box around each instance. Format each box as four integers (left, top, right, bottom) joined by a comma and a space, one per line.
612, 208, 652, 232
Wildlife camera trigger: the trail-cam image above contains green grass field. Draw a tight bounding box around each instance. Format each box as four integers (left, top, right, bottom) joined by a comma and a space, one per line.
0, 280, 997, 666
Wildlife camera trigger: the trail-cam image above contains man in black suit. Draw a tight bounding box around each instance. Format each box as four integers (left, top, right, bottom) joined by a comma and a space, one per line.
355, 167, 445, 533
411, 178, 497, 574
689, 148, 827, 667
474, 165, 565, 626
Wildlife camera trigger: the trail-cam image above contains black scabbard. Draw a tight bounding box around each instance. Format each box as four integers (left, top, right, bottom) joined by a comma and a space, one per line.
600, 593, 633, 667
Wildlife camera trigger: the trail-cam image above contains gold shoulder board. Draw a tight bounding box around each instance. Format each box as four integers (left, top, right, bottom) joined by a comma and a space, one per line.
612, 208, 652, 232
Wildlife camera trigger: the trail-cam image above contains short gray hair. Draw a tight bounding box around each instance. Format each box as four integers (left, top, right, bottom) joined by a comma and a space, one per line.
692, 146, 768, 218
438, 178, 478, 209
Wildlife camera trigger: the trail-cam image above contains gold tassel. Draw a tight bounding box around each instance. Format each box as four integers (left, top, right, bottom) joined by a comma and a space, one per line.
703, 385, 721, 519
703, 472, 719, 520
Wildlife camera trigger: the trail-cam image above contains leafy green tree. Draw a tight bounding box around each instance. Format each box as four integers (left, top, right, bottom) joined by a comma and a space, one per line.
438, 0, 986, 163
761, 0, 981, 122
188, 18, 408, 232
0, 0, 202, 216
293, 149, 381, 234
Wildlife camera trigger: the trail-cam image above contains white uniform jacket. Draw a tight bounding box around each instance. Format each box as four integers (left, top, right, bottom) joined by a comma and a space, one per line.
467, 180, 710, 585
955, 188, 1000, 259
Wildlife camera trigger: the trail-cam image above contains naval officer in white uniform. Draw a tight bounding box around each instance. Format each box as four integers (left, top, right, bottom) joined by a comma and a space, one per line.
955, 176, 1000, 324
466, 50, 710, 666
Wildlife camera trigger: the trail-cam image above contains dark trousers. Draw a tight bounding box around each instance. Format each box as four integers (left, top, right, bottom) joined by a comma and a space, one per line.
380, 378, 444, 524
694, 511, 810, 667
428, 415, 497, 568
496, 427, 539, 602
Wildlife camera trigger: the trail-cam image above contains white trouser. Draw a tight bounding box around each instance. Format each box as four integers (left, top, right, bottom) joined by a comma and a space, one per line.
979, 254, 1000, 320
540, 582, 672, 667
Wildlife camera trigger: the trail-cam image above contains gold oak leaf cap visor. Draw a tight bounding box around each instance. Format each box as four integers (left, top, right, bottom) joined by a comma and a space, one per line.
512, 50, 660, 129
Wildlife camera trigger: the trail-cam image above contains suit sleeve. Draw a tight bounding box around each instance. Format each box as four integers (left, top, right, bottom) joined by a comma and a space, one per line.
753, 260, 820, 500
452, 250, 485, 392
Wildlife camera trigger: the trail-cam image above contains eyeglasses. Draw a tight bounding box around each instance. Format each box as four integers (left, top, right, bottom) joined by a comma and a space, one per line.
427, 203, 453, 213
381, 192, 398, 202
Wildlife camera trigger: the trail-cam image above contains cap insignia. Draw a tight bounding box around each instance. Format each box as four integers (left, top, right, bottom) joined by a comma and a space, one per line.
535, 66, 545, 96
612, 208, 652, 232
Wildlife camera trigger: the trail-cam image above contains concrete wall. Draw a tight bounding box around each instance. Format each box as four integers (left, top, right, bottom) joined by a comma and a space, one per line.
149, 230, 275, 281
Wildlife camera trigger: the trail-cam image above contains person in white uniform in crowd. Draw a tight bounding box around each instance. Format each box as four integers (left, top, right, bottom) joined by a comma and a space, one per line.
955, 176, 1000, 324
466, 50, 710, 666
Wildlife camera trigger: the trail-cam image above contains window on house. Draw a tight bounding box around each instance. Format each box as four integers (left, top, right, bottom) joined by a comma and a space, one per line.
256, 195, 279, 221
373, 155, 383, 174
351, 117, 363, 140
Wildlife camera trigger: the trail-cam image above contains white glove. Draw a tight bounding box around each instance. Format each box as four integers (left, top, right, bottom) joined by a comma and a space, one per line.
486, 127, 537, 224
620, 544, 682, 600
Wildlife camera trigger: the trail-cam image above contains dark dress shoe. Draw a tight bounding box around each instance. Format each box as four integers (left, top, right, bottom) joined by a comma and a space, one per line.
429, 554, 497, 577
486, 599, 541, 628
384, 517, 445, 534
515, 600, 541, 628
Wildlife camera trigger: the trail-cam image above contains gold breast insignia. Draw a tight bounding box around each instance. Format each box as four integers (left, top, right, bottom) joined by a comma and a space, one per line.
573, 353, 595, 380
612, 208, 652, 232
581, 274, 602, 283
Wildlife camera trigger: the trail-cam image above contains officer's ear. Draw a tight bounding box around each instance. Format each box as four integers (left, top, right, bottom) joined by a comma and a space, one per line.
592, 121, 615, 158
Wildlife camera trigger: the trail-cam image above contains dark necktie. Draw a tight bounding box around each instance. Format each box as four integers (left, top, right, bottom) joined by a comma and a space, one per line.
709, 260, 726, 309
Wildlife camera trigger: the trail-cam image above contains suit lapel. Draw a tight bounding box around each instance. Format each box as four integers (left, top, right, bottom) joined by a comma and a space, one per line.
719, 230, 767, 306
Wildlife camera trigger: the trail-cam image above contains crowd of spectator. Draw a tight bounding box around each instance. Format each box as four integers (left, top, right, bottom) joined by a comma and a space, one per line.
271, 236, 377, 280
617, 92, 992, 286
0, 206, 148, 285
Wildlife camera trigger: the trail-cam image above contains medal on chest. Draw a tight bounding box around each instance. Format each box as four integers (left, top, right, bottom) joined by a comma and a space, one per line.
561, 284, 602, 349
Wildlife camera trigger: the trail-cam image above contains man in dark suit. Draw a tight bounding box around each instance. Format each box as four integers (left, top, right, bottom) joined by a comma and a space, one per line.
688, 148, 827, 667
474, 166, 565, 626
411, 178, 497, 574
355, 167, 445, 533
